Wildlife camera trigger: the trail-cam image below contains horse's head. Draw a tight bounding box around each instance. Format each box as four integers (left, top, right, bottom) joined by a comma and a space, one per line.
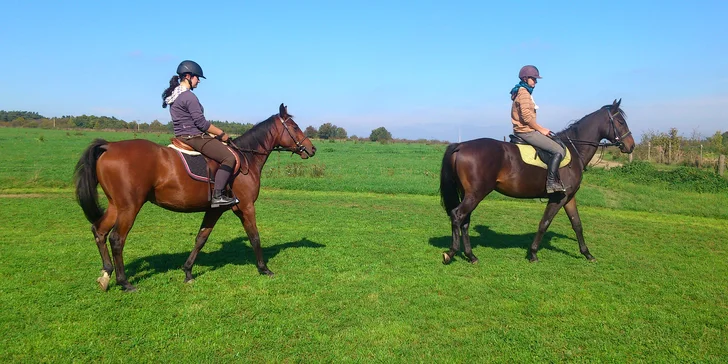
603, 98, 635, 153
274, 103, 316, 158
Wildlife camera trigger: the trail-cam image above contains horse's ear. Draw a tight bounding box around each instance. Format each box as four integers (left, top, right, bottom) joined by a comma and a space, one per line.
279, 103, 286, 117
616, 98, 622, 109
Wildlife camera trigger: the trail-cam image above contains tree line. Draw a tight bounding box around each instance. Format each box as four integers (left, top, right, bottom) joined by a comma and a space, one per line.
0, 110, 258, 135
0, 110, 407, 143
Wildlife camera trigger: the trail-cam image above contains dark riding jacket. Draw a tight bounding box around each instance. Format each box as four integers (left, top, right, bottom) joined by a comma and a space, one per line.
169, 91, 212, 137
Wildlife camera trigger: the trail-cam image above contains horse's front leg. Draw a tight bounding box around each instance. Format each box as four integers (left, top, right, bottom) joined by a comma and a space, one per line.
233, 204, 273, 276
183, 209, 225, 283
563, 196, 595, 261
529, 194, 568, 262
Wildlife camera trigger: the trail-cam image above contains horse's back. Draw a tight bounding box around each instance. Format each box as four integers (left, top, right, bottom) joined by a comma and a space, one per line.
453, 138, 509, 164
97, 139, 176, 186
451, 138, 549, 197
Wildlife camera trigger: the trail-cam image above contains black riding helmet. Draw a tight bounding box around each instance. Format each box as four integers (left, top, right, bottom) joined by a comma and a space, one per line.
177, 60, 205, 79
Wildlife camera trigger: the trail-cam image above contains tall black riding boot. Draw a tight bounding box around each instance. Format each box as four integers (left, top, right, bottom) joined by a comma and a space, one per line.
546, 153, 566, 194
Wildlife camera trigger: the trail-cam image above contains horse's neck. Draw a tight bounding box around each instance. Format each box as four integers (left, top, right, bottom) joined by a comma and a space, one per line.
241, 126, 279, 174
249, 153, 271, 174
564, 119, 605, 170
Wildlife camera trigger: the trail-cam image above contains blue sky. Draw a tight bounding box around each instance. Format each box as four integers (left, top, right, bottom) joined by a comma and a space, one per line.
2, 0, 727, 142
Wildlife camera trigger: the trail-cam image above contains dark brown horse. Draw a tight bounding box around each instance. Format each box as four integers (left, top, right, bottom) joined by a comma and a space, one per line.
440, 99, 634, 264
74, 104, 316, 291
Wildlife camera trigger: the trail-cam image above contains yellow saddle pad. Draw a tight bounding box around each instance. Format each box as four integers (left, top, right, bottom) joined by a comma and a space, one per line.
515, 144, 571, 169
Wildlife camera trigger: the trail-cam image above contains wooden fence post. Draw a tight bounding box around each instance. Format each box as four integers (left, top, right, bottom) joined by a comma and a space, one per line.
648, 141, 651, 161
719, 155, 726, 176
700, 144, 703, 168
668, 141, 672, 164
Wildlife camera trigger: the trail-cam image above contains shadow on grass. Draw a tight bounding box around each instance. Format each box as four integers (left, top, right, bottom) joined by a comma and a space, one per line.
125, 237, 325, 284
429, 225, 580, 262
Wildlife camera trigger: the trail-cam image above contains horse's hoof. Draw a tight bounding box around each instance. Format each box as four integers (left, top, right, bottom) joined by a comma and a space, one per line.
468, 257, 479, 264
184, 278, 195, 284
442, 252, 451, 265
258, 268, 274, 277
122, 285, 138, 292
588, 258, 597, 263
96, 271, 110, 291
529, 258, 539, 263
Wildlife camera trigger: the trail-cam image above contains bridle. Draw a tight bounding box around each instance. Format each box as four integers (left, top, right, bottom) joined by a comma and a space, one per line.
276, 115, 313, 157
605, 107, 631, 149
565, 107, 632, 170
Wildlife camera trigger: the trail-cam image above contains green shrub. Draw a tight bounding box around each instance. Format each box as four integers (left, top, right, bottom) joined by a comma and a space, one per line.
597, 160, 728, 193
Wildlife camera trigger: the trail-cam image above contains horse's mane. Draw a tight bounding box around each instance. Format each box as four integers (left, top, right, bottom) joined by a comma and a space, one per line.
231, 114, 278, 150
558, 105, 627, 137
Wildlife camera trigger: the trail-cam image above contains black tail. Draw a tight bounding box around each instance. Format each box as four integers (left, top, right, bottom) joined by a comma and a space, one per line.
439, 143, 462, 215
74, 139, 108, 223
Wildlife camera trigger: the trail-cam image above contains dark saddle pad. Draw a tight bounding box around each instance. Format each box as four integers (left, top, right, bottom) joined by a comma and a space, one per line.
169, 138, 243, 183
175, 151, 216, 183
509, 134, 568, 165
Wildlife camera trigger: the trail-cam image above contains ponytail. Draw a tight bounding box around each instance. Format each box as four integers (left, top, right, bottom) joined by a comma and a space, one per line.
161, 75, 180, 108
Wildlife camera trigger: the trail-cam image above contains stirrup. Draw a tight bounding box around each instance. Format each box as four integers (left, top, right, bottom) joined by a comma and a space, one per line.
546, 181, 566, 194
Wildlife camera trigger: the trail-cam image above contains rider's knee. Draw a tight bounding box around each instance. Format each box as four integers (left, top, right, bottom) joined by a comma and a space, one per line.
220, 152, 235, 168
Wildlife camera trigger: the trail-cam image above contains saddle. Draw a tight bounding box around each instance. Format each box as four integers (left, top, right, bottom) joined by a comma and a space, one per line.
509, 134, 571, 169
168, 138, 244, 184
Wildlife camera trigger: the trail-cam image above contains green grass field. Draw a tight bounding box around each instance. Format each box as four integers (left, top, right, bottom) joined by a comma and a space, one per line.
1, 127, 727, 362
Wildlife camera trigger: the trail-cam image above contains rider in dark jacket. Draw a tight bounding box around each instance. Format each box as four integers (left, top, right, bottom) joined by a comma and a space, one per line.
162, 60, 238, 207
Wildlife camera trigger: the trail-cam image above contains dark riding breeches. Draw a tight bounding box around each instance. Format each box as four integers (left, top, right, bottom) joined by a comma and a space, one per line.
515, 131, 565, 157
176, 135, 236, 168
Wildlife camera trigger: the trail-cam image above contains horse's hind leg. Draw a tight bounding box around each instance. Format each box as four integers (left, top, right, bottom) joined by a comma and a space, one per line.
443, 194, 485, 264
563, 197, 595, 262
461, 213, 478, 264
442, 212, 462, 264
183, 209, 224, 283
109, 207, 142, 292
92, 203, 117, 291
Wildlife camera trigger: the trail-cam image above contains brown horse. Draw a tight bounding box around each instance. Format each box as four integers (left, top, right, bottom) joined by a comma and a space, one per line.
440, 99, 635, 264
74, 103, 316, 291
